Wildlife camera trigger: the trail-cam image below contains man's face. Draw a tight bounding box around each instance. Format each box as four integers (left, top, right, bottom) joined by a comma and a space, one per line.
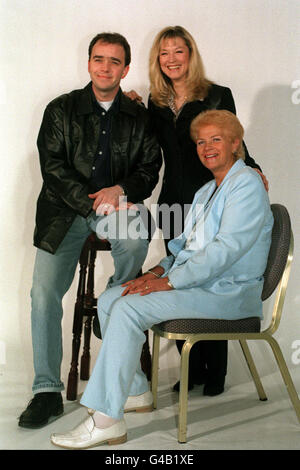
88, 40, 129, 100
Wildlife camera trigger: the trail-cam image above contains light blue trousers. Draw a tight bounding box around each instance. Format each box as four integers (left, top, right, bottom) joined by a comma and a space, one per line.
30, 210, 148, 394
80, 284, 206, 420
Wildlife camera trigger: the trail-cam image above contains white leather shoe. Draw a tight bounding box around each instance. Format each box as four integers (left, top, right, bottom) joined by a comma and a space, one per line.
124, 390, 153, 413
88, 390, 153, 416
50, 416, 127, 449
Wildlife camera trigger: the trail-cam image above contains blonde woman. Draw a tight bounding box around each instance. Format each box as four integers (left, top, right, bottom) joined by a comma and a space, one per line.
147, 26, 267, 396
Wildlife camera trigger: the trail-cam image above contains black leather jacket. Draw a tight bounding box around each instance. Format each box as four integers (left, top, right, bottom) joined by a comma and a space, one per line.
34, 83, 162, 254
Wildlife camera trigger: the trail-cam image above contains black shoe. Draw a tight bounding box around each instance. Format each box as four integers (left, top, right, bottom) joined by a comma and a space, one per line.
18, 392, 63, 429
92, 315, 102, 339
173, 380, 194, 392
173, 374, 206, 392
203, 379, 225, 397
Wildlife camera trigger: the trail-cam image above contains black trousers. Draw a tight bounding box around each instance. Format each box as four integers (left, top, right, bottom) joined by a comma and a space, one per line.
176, 339, 228, 384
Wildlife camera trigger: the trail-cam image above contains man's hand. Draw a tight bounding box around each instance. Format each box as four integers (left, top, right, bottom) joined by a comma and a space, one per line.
89, 185, 126, 215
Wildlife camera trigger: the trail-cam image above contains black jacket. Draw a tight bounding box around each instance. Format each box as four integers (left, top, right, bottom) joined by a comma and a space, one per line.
34, 83, 162, 254
148, 84, 261, 209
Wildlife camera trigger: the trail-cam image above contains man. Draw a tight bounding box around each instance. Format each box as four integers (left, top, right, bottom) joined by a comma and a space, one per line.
18, 32, 161, 429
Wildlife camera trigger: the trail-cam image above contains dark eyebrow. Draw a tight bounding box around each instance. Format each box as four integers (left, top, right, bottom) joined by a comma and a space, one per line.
92, 54, 122, 63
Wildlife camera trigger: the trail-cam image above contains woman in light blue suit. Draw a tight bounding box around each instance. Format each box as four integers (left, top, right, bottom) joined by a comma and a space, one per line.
51, 110, 273, 449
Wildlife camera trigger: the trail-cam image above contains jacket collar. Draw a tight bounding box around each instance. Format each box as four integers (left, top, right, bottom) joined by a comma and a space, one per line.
221, 158, 246, 184
76, 82, 137, 117
196, 159, 246, 209
211, 159, 246, 194
119, 90, 139, 117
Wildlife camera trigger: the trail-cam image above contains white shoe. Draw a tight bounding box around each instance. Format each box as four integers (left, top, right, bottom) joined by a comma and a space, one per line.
88, 391, 153, 416
50, 416, 127, 449
124, 390, 153, 413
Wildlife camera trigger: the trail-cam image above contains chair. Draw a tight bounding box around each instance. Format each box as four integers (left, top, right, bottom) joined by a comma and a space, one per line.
66, 233, 152, 401
151, 204, 300, 443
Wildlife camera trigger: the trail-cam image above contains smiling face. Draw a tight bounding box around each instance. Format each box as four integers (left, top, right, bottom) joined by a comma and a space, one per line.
196, 125, 240, 185
88, 40, 129, 101
158, 36, 190, 84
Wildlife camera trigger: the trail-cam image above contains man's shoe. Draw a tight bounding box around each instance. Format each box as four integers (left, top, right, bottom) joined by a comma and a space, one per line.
51, 416, 127, 449
18, 392, 63, 429
124, 390, 153, 413
173, 380, 194, 392
173, 374, 207, 392
88, 390, 153, 416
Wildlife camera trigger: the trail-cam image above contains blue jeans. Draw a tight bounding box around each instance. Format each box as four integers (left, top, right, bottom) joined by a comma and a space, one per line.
30, 210, 148, 394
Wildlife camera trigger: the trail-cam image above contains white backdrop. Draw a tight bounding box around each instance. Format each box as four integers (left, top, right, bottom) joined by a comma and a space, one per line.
1, 0, 299, 408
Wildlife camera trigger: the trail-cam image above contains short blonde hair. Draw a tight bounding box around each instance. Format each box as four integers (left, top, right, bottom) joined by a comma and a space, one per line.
149, 26, 212, 107
190, 109, 245, 160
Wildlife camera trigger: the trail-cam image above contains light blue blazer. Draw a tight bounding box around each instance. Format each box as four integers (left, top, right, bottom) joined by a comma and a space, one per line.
159, 159, 274, 320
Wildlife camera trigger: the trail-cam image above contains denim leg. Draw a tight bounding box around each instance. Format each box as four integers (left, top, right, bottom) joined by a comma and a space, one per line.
31, 216, 91, 394
88, 209, 149, 287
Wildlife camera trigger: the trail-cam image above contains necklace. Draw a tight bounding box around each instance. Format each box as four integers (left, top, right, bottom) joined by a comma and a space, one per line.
168, 95, 188, 118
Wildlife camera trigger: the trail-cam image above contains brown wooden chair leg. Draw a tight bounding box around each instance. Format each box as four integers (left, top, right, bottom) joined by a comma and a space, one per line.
79, 245, 97, 381
80, 316, 92, 380
66, 242, 89, 401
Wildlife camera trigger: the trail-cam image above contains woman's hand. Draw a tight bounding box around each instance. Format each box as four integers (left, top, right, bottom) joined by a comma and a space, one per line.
123, 90, 143, 103
121, 268, 169, 296
254, 169, 269, 192
136, 277, 173, 296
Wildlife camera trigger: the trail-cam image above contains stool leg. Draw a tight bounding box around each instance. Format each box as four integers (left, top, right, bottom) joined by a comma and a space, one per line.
80, 247, 97, 380
80, 316, 92, 380
66, 243, 89, 401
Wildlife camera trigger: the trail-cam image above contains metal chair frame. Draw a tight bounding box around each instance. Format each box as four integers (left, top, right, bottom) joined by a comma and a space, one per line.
151, 205, 300, 443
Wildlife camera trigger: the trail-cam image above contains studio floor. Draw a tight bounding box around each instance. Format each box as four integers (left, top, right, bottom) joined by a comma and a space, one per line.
1, 365, 299, 451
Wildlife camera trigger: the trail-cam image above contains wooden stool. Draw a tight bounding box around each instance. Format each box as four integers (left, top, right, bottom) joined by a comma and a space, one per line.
66, 233, 152, 401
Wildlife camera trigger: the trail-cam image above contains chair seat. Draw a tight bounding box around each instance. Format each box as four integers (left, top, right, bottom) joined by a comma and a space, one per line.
155, 317, 261, 334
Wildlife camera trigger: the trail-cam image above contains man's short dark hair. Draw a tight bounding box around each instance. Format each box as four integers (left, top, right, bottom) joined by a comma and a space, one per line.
88, 33, 131, 66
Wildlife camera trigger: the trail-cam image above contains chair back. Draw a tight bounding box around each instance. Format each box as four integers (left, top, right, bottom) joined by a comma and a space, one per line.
261, 204, 293, 335
262, 204, 292, 301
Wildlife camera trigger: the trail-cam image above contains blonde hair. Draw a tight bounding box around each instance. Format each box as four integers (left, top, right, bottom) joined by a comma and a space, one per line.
190, 110, 245, 160
149, 26, 212, 107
